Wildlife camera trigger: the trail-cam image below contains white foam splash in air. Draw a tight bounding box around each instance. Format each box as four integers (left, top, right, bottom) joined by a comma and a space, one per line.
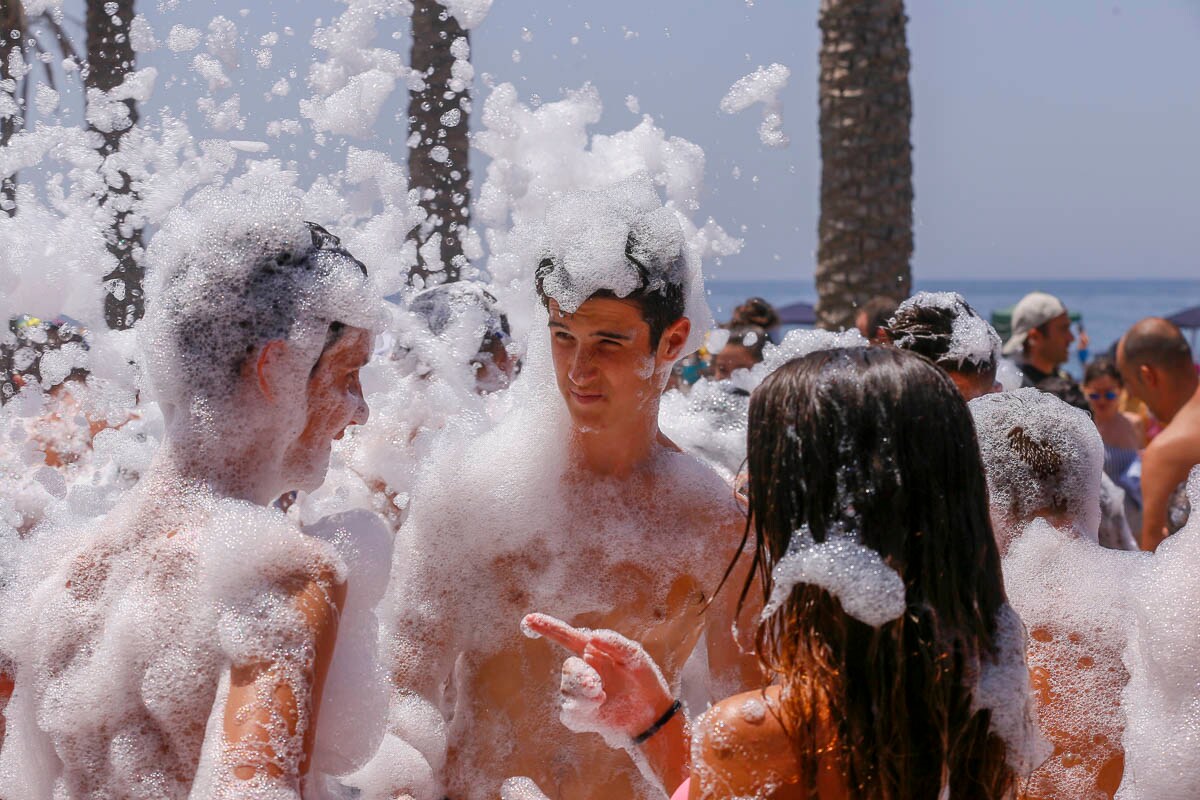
720, 63, 790, 148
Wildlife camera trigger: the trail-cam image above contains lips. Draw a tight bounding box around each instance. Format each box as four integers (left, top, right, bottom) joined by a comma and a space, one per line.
569, 388, 604, 405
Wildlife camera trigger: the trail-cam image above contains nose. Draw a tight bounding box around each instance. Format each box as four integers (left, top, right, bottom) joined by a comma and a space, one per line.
568, 346, 597, 386
350, 392, 369, 428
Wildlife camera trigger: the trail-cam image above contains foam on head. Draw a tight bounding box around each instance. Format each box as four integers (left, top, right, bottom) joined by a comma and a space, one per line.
888, 291, 1001, 375
394, 281, 512, 380
531, 176, 705, 351
141, 185, 384, 422
969, 388, 1103, 545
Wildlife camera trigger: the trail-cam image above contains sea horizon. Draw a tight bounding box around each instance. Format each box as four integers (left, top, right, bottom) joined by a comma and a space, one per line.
705, 276, 1200, 375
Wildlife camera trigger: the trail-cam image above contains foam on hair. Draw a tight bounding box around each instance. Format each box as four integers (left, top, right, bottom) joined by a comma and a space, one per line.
527, 174, 712, 355
141, 185, 384, 416
889, 291, 1001, 373
969, 388, 1104, 546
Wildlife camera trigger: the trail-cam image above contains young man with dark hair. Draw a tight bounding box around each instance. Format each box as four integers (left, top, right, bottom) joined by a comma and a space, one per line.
376, 195, 755, 800
0, 197, 382, 798
1117, 317, 1200, 550
1002, 291, 1079, 390
885, 291, 1000, 401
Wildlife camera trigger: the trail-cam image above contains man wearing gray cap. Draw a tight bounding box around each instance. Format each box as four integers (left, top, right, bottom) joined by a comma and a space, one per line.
1002, 291, 1078, 389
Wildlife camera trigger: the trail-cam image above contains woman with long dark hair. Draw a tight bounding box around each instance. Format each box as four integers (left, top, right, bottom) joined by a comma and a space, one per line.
527, 346, 1041, 799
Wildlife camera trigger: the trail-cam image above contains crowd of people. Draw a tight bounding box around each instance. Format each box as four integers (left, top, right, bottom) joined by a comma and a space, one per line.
0, 185, 1197, 800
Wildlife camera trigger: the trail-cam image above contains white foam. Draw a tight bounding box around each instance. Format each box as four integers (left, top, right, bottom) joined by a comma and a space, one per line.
1118, 468, 1200, 798
762, 526, 906, 628
892, 291, 1001, 370
719, 63, 791, 148
1003, 519, 1144, 795
500, 777, 551, 800
970, 388, 1104, 548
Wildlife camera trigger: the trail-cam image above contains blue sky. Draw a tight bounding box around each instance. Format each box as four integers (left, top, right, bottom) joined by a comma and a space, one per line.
50, 0, 1200, 281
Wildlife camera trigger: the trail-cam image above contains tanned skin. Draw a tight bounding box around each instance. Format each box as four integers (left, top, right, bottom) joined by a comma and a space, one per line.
1117, 320, 1200, 550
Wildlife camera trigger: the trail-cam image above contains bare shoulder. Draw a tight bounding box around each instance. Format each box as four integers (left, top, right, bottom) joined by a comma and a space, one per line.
655, 448, 744, 526
693, 688, 797, 790
1144, 421, 1200, 472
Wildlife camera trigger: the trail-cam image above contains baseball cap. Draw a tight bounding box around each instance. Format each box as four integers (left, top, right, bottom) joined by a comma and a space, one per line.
1002, 291, 1068, 356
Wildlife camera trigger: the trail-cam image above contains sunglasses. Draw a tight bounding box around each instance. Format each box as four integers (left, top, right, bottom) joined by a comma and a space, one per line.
1087, 391, 1118, 401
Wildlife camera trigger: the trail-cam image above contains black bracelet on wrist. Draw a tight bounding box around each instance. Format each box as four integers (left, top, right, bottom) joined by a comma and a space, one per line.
633, 699, 682, 745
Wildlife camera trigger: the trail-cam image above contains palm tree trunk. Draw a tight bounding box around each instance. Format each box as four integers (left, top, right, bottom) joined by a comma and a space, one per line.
85, 0, 143, 330
407, 0, 471, 285
1, 1, 26, 217
814, 0, 913, 331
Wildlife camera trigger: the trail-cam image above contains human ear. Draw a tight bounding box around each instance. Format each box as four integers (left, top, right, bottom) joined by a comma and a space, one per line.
254, 340, 290, 403
1139, 364, 1156, 390
657, 318, 691, 363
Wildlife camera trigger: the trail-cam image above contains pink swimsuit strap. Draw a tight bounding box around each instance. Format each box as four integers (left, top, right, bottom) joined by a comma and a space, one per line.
671, 778, 690, 800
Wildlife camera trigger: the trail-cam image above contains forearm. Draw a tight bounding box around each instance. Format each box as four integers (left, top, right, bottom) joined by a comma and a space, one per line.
638, 711, 691, 795
1139, 466, 1174, 551
1141, 512, 1168, 551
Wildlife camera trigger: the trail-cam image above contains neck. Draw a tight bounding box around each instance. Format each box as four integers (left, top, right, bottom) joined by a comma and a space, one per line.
1025, 350, 1058, 375
1161, 375, 1200, 424
154, 429, 283, 506
570, 406, 662, 478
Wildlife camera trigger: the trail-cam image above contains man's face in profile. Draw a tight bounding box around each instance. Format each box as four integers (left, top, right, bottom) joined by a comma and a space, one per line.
1031, 312, 1074, 367
280, 325, 373, 492
547, 297, 673, 432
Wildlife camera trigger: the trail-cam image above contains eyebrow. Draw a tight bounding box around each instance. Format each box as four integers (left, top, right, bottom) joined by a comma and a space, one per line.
548, 320, 634, 341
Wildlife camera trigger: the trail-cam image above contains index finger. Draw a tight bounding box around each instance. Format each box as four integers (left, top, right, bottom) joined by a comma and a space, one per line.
521, 612, 590, 656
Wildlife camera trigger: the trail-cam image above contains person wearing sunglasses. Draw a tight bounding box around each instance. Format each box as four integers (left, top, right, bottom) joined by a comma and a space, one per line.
1083, 357, 1146, 528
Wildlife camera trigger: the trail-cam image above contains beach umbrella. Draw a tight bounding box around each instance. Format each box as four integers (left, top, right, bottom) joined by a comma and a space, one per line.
777, 300, 817, 326
1166, 305, 1200, 329
1165, 305, 1200, 348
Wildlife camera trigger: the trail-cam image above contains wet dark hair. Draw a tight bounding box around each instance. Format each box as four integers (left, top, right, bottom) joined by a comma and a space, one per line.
1083, 355, 1122, 387
731, 297, 780, 331
534, 227, 687, 349
886, 297, 998, 377
737, 346, 1019, 798
173, 221, 369, 390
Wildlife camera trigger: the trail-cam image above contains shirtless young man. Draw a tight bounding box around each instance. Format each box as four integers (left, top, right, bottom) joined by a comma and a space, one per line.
0, 201, 380, 798
378, 202, 755, 800
1116, 318, 1200, 550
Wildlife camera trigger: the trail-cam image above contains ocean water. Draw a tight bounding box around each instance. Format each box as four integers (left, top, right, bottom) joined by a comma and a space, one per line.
705, 278, 1200, 378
